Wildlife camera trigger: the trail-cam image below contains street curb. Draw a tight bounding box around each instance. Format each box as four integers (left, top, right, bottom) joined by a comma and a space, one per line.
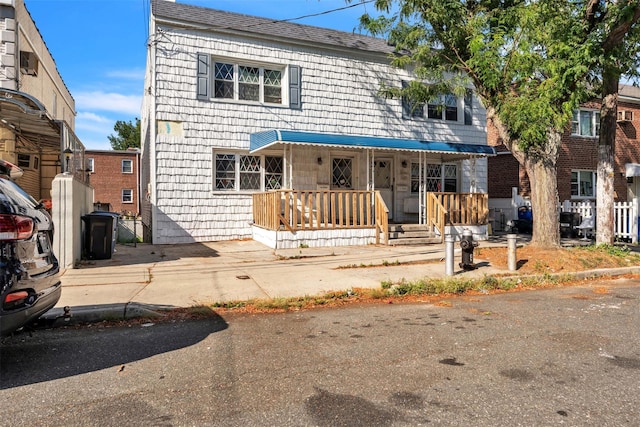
41, 302, 166, 325
41, 266, 640, 326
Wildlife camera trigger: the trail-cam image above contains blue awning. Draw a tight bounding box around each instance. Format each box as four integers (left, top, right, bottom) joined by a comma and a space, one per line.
250, 130, 495, 159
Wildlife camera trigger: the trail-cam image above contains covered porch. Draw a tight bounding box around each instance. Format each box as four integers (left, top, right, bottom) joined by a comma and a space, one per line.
249, 130, 495, 249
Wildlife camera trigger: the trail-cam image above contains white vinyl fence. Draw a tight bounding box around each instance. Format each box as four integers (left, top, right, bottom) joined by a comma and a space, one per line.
560, 199, 638, 243
490, 188, 639, 243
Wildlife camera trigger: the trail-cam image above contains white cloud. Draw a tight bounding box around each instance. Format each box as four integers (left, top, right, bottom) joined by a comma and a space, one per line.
76, 111, 111, 124
106, 68, 146, 80
74, 91, 142, 115
74, 111, 123, 150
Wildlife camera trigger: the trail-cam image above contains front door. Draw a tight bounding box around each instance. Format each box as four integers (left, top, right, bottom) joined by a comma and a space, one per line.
374, 158, 393, 220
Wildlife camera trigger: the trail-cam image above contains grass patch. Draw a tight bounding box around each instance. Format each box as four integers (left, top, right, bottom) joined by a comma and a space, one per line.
205, 272, 582, 314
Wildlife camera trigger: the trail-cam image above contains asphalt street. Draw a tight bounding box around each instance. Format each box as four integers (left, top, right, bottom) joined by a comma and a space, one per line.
1, 277, 639, 426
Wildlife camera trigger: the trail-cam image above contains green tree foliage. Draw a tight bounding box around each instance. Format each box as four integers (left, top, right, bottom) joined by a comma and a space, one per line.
358, 0, 608, 247
108, 118, 141, 150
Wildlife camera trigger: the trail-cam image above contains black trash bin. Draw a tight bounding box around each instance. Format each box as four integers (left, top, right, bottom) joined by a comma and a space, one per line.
82, 212, 119, 260
560, 212, 581, 238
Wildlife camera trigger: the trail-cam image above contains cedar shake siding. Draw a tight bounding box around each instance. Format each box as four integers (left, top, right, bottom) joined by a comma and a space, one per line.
142, 0, 491, 244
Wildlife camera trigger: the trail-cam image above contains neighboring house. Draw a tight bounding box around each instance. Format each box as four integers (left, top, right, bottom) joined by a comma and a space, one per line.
488, 84, 640, 217
86, 149, 140, 217
0, 0, 85, 200
141, 0, 495, 248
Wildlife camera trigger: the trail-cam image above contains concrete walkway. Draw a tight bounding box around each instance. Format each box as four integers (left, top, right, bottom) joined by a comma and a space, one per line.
42, 234, 614, 324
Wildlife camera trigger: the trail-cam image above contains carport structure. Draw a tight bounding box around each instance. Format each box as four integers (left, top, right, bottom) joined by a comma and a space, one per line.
0, 88, 87, 197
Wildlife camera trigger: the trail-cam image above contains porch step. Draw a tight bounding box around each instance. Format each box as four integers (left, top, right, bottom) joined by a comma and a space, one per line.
388, 224, 441, 246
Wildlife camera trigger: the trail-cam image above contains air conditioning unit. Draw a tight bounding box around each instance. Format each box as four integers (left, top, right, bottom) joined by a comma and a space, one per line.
19, 51, 38, 76
617, 110, 633, 122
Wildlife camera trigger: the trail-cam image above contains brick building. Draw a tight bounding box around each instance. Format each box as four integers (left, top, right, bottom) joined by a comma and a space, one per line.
488, 84, 640, 204
86, 149, 140, 216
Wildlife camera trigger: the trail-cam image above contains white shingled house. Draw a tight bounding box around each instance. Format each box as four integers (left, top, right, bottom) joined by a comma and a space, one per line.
141, 0, 495, 248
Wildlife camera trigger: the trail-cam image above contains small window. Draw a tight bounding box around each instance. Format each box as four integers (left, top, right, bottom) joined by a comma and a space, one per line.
443, 164, 458, 192
17, 154, 30, 169
87, 158, 94, 172
411, 162, 421, 193
239, 155, 261, 190
122, 189, 133, 203
332, 158, 353, 189
265, 156, 283, 190
571, 170, 596, 198
425, 164, 443, 192
215, 154, 236, 190
402, 81, 424, 119
572, 110, 600, 137
122, 159, 133, 174
20, 51, 38, 76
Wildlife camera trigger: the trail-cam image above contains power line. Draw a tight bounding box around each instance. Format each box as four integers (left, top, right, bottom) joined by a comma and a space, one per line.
265, 0, 376, 25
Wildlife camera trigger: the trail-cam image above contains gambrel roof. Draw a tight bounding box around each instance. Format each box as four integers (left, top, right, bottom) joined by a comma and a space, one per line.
151, 0, 394, 55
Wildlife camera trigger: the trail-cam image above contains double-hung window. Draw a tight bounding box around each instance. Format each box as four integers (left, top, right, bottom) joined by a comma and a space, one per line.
571, 170, 596, 198
122, 189, 133, 203
427, 94, 458, 122
402, 86, 462, 123
122, 159, 133, 174
572, 109, 600, 137
214, 61, 283, 104
214, 153, 283, 191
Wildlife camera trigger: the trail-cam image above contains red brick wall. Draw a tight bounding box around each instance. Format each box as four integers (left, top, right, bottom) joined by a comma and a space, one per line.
486, 119, 530, 197
614, 101, 640, 200
488, 101, 640, 202
488, 154, 521, 198
86, 150, 140, 216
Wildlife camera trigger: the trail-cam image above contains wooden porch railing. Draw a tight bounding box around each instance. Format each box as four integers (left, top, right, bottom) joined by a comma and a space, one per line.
426, 193, 447, 241
253, 190, 388, 238
426, 192, 489, 240
374, 191, 389, 245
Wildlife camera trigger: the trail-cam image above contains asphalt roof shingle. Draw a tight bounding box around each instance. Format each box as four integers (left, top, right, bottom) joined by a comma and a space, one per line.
150, 0, 394, 55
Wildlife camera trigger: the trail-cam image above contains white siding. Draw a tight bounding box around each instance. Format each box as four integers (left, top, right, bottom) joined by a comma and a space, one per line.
252, 225, 377, 249
145, 25, 488, 244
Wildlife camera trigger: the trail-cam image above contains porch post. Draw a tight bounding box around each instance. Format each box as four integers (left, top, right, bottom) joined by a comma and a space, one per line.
469, 156, 477, 193
370, 150, 375, 190
420, 151, 426, 225
366, 149, 372, 190
633, 197, 638, 244
282, 145, 288, 189
287, 145, 293, 189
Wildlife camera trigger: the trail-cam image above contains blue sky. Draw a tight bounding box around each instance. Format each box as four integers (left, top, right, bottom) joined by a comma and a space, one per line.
24, 0, 381, 150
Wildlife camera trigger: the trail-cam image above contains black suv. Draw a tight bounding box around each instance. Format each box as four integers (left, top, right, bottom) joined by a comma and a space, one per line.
0, 160, 61, 336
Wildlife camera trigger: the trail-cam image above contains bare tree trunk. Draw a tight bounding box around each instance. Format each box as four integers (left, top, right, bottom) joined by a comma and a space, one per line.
596, 68, 620, 245
489, 109, 561, 248
523, 131, 561, 248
